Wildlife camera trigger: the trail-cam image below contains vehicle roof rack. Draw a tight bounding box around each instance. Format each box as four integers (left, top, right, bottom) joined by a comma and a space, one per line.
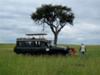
26, 33, 47, 36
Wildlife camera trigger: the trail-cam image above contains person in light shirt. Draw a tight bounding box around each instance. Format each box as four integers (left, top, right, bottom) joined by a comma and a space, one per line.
79, 43, 86, 55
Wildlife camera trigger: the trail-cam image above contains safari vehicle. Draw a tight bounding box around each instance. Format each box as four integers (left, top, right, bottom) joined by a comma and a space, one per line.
14, 33, 69, 55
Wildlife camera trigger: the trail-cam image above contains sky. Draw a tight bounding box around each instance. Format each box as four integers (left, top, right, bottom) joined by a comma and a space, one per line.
0, 0, 100, 44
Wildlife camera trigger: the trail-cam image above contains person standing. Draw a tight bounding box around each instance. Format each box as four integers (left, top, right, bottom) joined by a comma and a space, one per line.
79, 43, 86, 55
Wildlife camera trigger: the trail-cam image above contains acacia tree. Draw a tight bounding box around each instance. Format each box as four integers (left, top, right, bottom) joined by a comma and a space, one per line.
31, 4, 74, 46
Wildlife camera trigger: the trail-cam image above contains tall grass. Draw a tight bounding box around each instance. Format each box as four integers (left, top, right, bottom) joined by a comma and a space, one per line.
0, 44, 100, 75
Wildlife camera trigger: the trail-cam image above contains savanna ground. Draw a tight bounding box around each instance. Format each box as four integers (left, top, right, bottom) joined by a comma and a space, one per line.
0, 44, 100, 75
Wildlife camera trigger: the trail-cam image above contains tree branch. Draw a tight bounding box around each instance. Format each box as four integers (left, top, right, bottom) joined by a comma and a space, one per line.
50, 26, 55, 34
57, 23, 66, 33
44, 19, 56, 28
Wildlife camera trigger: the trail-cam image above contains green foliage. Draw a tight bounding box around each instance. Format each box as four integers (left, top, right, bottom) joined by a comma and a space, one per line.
31, 4, 74, 25
0, 44, 100, 75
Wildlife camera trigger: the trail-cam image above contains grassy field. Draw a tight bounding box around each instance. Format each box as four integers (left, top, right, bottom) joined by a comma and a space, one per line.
0, 44, 100, 75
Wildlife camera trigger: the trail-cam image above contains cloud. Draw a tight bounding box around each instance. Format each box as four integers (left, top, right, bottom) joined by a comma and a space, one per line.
0, 0, 100, 44
58, 22, 100, 44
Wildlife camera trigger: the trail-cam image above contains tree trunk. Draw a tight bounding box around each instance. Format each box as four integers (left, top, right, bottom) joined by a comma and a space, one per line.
54, 33, 58, 46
